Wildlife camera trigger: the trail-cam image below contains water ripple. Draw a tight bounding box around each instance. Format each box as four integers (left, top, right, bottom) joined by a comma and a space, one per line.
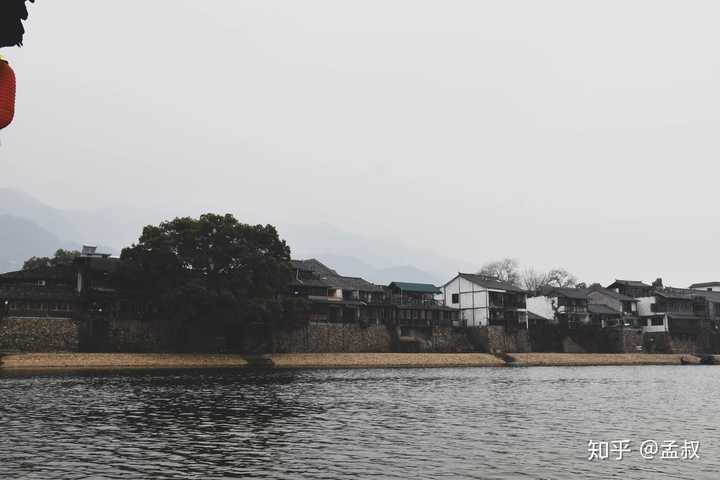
0, 366, 718, 479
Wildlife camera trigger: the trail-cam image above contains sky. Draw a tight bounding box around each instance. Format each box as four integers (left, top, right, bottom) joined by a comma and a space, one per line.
2, 0, 720, 287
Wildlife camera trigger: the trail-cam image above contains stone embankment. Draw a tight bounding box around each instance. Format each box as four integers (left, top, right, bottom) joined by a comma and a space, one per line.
0, 352, 701, 370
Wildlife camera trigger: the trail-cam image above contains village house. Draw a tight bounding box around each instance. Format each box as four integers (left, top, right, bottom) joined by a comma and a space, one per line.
0, 246, 120, 352
289, 259, 388, 325
528, 285, 640, 329
526, 287, 590, 329
386, 281, 456, 330
585, 284, 639, 328
289, 260, 457, 329
606, 279, 654, 299
442, 273, 528, 329
689, 281, 720, 292
285, 259, 461, 353
636, 286, 720, 352
0, 266, 79, 318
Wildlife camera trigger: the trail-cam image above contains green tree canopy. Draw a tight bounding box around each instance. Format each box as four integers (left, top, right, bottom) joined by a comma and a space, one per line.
117, 214, 293, 327
23, 249, 81, 271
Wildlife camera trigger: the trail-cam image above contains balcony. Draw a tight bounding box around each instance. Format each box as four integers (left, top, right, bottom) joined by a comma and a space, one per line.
561, 305, 587, 313
488, 293, 526, 310
388, 294, 444, 307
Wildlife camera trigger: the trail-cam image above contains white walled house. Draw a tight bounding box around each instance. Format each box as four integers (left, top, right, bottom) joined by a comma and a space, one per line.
636, 296, 668, 333
442, 273, 528, 329
526, 288, 591, 328
526, 296, 557, 324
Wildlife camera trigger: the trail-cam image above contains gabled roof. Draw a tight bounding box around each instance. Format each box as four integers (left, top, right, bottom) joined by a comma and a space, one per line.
289, 269, 329, 288
689, 282, 720, 289
588, 304, 622, 315
538, 286, 589, 300
450, 273, 527, 293
290, 259, 338, 276
328, 276, 384, 292
655, 288, 700, 300
289, 259, 383, 292
388, 282, 440, 294
587, 285, 637, 302
607, 279, 651, 289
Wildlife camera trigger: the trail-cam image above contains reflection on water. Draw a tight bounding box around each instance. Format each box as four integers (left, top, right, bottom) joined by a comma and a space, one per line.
1, 366, 719, 479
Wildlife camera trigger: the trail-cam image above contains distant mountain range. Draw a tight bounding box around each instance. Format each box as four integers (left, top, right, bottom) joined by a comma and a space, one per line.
0, 214, 72, 272
0, 188, 476, 284
278, 224, 475, 285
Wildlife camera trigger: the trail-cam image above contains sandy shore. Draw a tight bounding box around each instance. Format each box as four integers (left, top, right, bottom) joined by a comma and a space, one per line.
0, 352, 695, 370
271, 353, 506, 368
509, 353, 686, 366
0, 353, 250, 370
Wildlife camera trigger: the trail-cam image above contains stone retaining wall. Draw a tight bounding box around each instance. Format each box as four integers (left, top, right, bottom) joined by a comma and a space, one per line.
0, 316, 79, 352
273, 323, 393, 353
428, 327, 473, 352
465, 326, 531, 353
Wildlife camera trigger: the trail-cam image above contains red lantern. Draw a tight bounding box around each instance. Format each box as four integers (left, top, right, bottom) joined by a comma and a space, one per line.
0, 60, 16, 130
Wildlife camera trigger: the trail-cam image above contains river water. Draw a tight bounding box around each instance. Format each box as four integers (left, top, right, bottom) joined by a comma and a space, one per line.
0, 365, 718, 479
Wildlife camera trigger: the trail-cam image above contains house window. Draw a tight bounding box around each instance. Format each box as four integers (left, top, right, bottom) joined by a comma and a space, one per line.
451, 293, 459, 304
651, 317, 664, 326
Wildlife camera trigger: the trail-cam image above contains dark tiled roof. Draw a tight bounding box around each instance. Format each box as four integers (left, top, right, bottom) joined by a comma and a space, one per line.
455, 273, 527, 293
0, 286, 80, 302
290, 259, 338, 276
290, 259, 383, 292
689, 282, 720, 289
587, 285, 637, 302
289, 269, 330, 288
588, 304, 622, 315
325, 275, 384, 292
655, 288, 701, 300
607, 279, 651, 288
538, 286, 589, 299
388, 282, 440, 294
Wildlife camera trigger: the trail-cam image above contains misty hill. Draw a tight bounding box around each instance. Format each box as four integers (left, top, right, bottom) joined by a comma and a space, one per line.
0, 215, 73, 272
0, 188, 166, 256
279, 224, 474, 285
0, 188, 81, 242
1, 188, 475, 282
310, 253, 442, 285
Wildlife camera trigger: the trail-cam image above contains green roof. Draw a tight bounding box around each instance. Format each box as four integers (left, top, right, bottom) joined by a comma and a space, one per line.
388, 282, 440, 294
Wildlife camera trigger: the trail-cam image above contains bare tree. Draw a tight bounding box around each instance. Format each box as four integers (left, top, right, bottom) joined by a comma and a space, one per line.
480, 260, 580, 291
521, 267, 549, 292
478, 258, 521, 286
544, 268, 579, 288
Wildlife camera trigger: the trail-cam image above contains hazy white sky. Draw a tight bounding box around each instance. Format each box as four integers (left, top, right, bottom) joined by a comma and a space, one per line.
2, 1, 720, 286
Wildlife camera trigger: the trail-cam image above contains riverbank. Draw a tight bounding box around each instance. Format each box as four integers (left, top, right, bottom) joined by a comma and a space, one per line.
0, 352, 699, 370
0, 353, 251, 370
